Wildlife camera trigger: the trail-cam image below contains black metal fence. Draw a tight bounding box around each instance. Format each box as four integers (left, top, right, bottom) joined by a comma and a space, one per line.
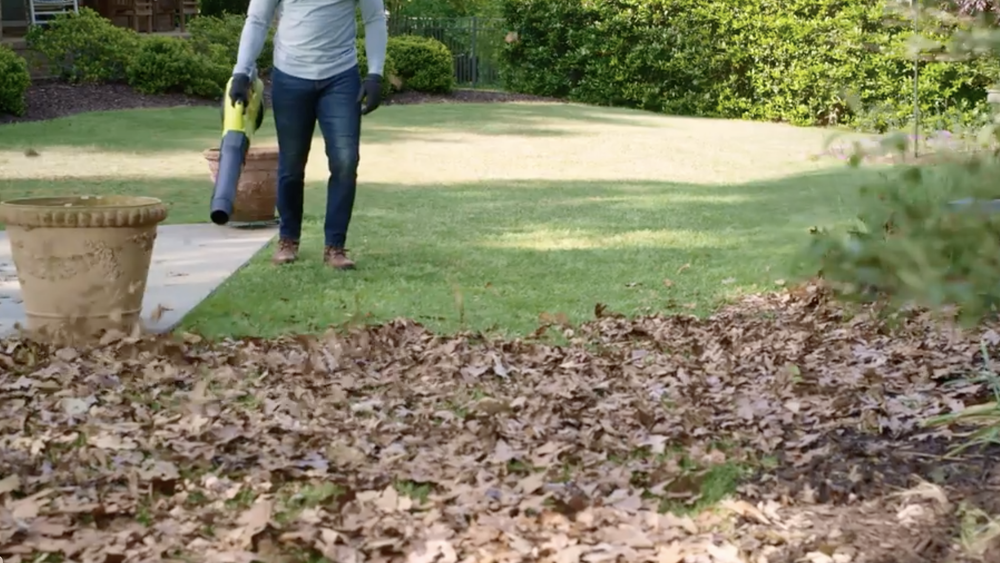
387, 16, 506, 89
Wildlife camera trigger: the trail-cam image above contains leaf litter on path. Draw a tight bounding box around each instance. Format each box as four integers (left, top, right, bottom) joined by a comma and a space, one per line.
1, 282, 1000, 562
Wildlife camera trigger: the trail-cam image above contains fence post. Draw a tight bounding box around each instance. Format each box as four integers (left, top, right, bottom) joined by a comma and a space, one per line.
470, 16, 479, 87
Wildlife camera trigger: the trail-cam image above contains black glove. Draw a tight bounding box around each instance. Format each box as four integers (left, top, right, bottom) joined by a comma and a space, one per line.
229, 73, 251, 108
357, 74, 382, 115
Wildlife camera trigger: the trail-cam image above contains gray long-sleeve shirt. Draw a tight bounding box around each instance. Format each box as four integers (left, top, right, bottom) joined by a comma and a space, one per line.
234, 0, 387, 81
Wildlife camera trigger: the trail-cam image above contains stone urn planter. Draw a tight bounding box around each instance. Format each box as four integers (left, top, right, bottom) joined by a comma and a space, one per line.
203, 146, 280, 224
0, 195, 168, 342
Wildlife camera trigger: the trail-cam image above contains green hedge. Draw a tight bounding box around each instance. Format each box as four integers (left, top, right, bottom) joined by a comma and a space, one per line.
26, 8, 139, 84
188, 13, 275, 75
23, 10, 258, 100
358, 39, 399, 99
807, 144, 1000, 324
24, 10, 457, 102
499, 0, 997, 129
387, 35, 454, 94
126, 36, 230, 98
0, 45, 30, 116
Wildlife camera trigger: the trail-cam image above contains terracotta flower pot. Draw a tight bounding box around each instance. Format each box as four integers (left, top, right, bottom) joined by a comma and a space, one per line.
203, 146, 279, 223
0, 195, 168, 342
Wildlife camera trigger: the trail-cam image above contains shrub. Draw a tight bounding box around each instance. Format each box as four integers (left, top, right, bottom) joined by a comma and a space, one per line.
25, 7, 139, 84
498, 0, 995, 129
387, 35, 454, 93
357, 39, 399, 99
806, 2, 1000, 324
807, 135, 1000, 323
824, 1, 1000, 463
126, 36, 229, 99
189, 14, 275, 74
0, 46, 30, 116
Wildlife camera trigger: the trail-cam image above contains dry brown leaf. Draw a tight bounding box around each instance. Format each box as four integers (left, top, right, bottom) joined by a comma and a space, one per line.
376, 485, 400, 512
719, 499, 770, 525
552, 545, 588, 563
0, 282, 992, 562
517, 472, 547, 495
149, 303, 172, 322
205, 550, 262, 563
227, 496, 273, 548
9, 489, 54, 519
406, 539, 458, 563
0, 474, 21, 495
474, 396, 510, 416
600, 524, 654, 548
705, 542, 743, 563
655, 542, 686, 563
88, 433, 137, 451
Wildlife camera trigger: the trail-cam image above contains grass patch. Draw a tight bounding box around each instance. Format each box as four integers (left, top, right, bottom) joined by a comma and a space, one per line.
657, 461, 748, 515
179, 170, 873, 337
1, 102, 879, 337
276, 482, 345, 524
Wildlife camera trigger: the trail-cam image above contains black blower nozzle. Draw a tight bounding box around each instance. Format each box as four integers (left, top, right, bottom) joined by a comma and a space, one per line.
209, 131, 251, 225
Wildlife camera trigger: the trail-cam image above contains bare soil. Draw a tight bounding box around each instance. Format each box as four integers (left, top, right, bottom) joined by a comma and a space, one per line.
0, 79, 560, 125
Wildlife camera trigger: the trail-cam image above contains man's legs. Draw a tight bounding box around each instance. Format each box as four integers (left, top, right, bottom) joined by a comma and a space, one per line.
270, 67, 319, 264
315, 65, 362, 270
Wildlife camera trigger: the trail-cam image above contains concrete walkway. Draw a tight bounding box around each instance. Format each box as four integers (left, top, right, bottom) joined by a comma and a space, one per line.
0, 224, 276, 337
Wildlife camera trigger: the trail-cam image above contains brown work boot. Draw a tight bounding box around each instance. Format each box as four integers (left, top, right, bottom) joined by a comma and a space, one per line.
272, 238, 299, 265
324, 246, 355, 270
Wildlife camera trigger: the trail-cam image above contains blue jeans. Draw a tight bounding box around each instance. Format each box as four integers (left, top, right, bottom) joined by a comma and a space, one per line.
270, 66, 362, 248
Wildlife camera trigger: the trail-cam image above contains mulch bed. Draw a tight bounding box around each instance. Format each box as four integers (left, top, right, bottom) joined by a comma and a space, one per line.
0, 79, 561, 125
0, 81, 215, 124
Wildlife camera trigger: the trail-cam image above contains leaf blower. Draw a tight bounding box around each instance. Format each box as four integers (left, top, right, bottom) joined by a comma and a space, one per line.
210, 70, 267, 225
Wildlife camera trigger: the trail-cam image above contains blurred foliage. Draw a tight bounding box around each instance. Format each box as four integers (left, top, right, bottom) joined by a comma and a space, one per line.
198, 0, 250, 18
809, 150, 1000, 325
807, 3, 1000, 325
947, 0, 1000, 16
388, 0, 501, 18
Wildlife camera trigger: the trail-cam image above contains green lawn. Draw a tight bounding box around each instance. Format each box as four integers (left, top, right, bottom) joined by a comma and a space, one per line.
0, 102, 878, 338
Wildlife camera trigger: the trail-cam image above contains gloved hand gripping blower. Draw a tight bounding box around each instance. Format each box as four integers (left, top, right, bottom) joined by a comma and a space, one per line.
209, 69, 267, 225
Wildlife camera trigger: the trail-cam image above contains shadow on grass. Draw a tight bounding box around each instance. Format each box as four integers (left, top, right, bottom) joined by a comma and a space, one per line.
0, 162, 890, 337
0, 103, 667, 153
363, 103, 667, 142
0, 107, 226, 153
180, 165, 887, 338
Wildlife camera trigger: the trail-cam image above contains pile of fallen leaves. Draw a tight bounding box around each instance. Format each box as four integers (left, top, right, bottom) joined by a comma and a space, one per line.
2, 283, 1000, 563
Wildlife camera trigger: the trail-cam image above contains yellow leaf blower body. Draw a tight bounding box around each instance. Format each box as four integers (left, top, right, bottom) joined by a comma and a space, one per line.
210, 72, 267, 225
